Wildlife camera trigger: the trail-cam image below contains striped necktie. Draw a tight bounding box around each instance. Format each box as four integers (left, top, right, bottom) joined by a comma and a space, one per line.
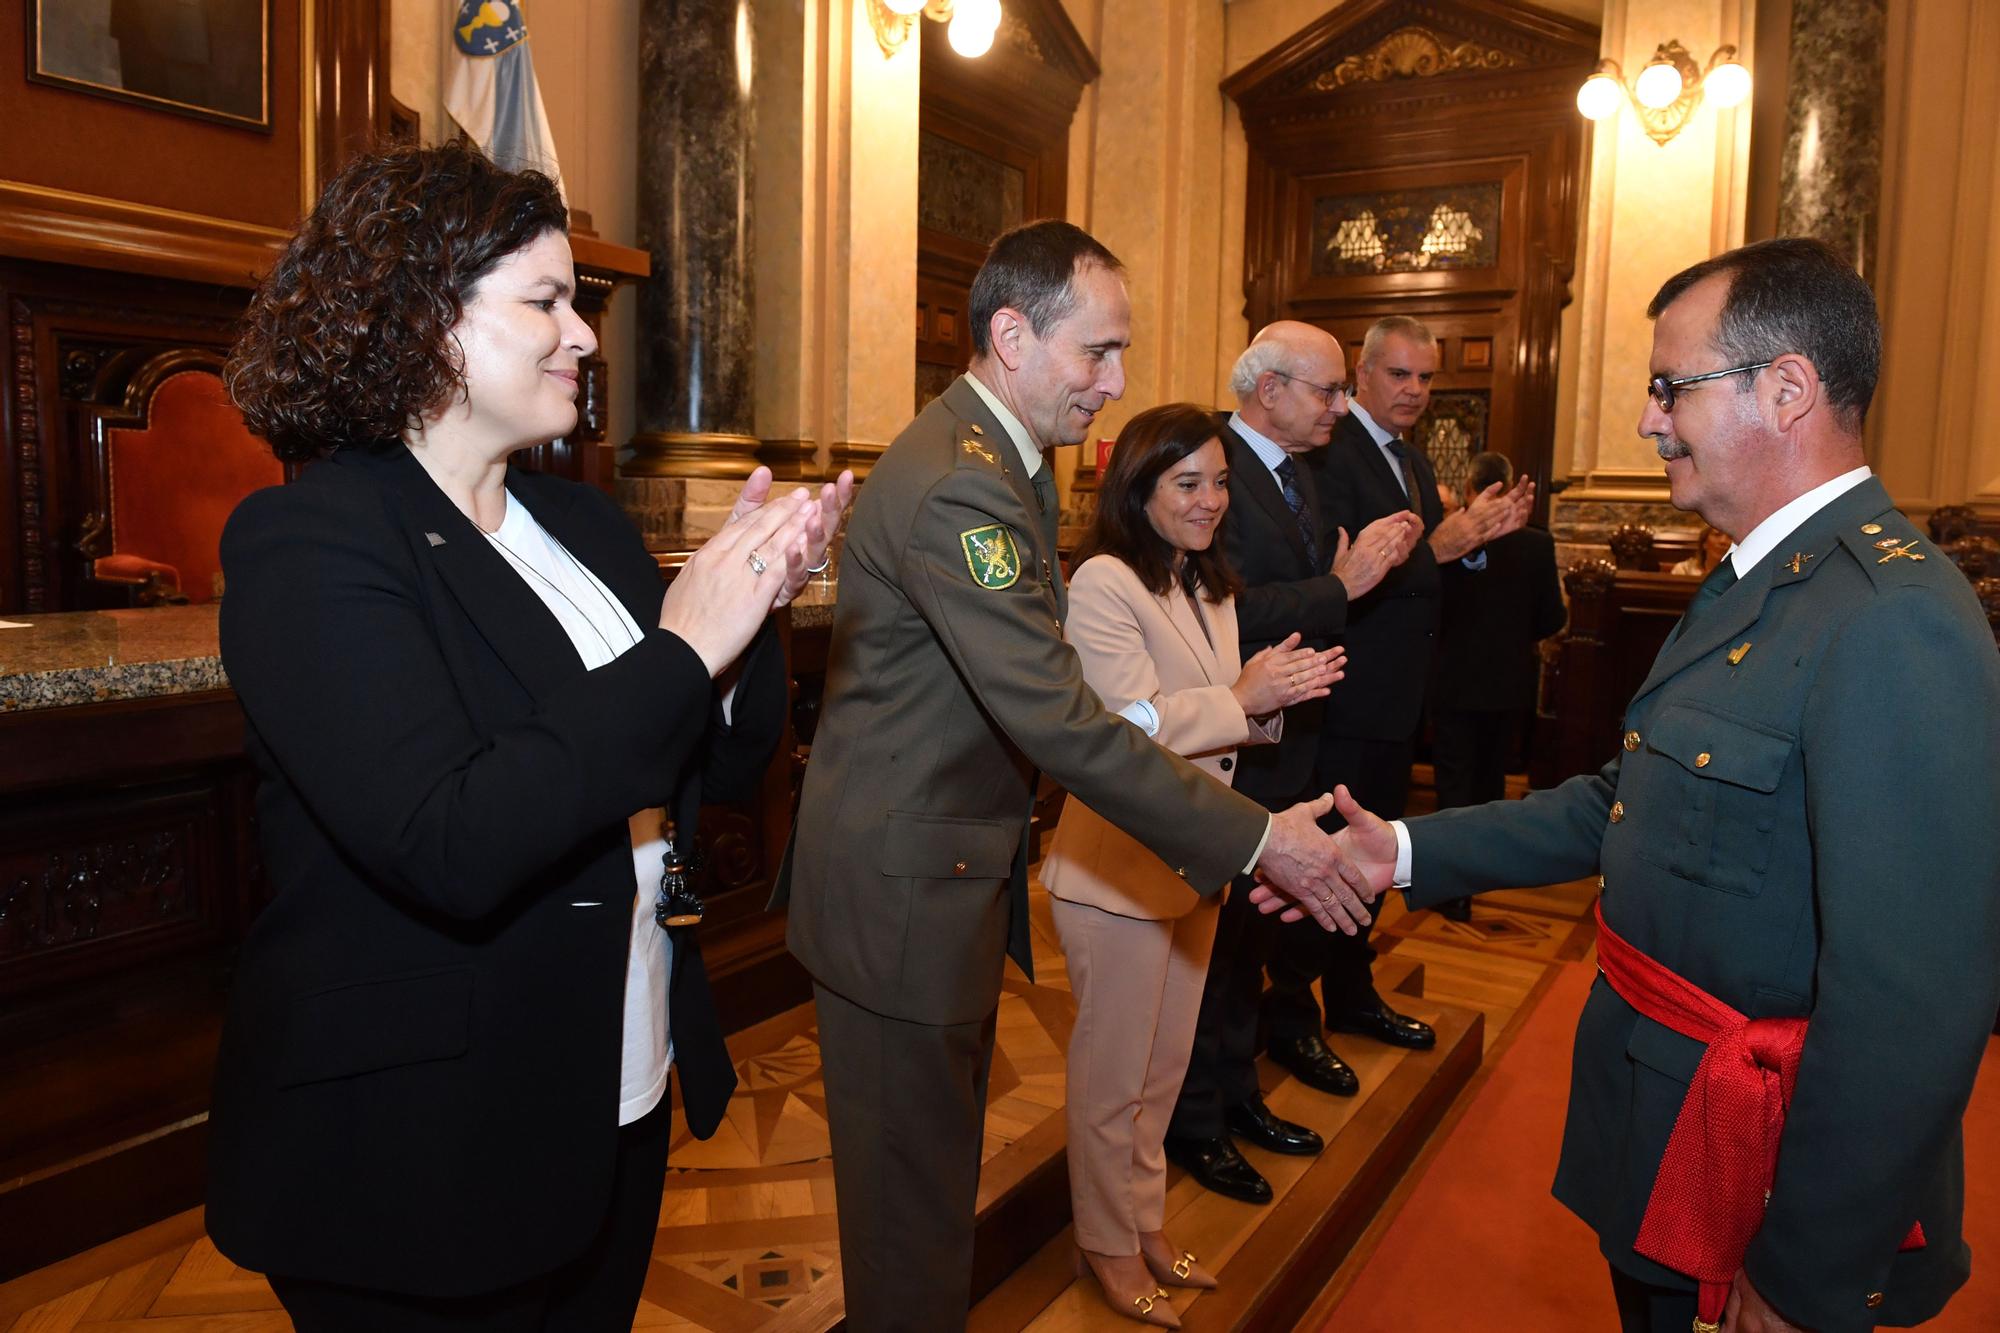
1274, 457, 1321, 572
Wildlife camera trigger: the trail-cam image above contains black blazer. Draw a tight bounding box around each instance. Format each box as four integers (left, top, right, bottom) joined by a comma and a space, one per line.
205, 446, 777, 1297
1432, 527, 1567, 713
1218, 421, 1349, 808
1303, 411, 1447, 742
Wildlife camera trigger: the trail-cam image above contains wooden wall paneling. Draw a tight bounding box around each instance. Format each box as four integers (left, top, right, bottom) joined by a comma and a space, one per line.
1223, 0, 1598, 517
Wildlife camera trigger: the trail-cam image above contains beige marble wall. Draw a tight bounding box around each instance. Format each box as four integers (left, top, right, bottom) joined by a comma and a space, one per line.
1562, 0, 1755, 501
1871, 0, 2000, 518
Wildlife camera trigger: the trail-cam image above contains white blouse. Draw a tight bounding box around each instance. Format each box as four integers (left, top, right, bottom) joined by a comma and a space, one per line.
482, 491, 673, 1127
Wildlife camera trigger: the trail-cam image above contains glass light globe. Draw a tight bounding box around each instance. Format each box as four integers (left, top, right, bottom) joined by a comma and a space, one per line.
1635, 60, 1685, 110
882, 0, 926, 14
954, 0, 1002, 32
1576, 73, 1624, 121
1705, 61, 1752, 108
948, 10, 996, 56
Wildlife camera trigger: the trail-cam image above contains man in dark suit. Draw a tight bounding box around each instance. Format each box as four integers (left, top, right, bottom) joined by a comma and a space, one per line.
1269, 317, 1533, 1084
1330, 239, 2000, 1333
774, 223, 1381, 1330
1428, 450, 1568, 920
1163, 321, 1424, 1202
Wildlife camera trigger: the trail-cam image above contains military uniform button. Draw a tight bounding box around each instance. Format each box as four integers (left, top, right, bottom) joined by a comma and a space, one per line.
953, 861, 968, 875
1609, 801, 1625, 824
1695, 752, 1711, 768
1865, 1292, 1884, 1309
1623, 730, 1641, 752
1861, 522, 1883, 535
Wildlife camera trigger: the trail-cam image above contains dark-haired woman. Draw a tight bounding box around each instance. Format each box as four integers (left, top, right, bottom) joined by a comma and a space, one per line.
1041, 404, 1343, 1326
205, 141, 851, 1331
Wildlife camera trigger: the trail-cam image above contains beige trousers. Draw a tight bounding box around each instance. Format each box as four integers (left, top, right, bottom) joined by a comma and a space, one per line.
1052, 894, 1222, 1255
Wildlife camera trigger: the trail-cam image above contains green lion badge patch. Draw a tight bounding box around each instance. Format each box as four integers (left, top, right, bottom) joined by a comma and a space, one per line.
960, 524, 1021, 590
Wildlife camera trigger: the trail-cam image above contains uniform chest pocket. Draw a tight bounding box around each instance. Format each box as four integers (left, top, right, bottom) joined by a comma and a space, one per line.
1640, 702, 1796, 897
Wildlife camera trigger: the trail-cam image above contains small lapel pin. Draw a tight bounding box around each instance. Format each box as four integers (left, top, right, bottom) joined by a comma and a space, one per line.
1874, 538, 1925, 564
1727, 641, 1753, 665
1785, 551, 1813, 574
425, 531, 447, 547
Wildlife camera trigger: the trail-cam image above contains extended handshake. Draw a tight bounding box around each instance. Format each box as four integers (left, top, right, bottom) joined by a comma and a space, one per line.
1243, 786, 1403, 930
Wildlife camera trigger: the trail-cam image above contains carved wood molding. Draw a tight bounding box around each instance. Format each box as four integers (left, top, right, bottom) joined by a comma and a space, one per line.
0, 183, 287, 290
1316, 26, 1523, 89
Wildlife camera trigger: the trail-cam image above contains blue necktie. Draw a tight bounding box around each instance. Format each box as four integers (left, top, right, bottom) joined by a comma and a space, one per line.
1274, 457, 1321, 572
1387, 437, 1420, 512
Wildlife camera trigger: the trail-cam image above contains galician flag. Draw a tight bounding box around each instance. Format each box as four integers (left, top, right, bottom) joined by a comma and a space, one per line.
445, 1, 565, 197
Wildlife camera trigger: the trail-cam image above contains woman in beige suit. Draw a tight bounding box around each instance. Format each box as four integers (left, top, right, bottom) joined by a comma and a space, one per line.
1043, 404, 1344, 1326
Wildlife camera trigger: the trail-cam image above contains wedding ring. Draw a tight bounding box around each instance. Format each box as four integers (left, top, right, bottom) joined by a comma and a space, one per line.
747, 550, 768, 575
806, 554, 832, 575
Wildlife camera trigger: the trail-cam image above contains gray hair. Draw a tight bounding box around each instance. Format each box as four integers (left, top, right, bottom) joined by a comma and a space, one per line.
1228, 341, 1294, 398
1360, 316, 1439, 366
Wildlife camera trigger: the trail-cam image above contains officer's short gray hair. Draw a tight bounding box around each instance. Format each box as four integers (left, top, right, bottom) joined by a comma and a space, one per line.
1228, 341, 1293, 398
1359, 316, 1438, 367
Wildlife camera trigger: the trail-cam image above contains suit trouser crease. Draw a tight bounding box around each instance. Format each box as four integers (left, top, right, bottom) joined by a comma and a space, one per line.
1054, 896, 1220, 1254
814, 981, 997, 1332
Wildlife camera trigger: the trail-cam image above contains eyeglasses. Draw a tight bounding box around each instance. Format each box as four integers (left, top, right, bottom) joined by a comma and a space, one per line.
1278, 371, 1353, 409
1647, 361, 1773, 413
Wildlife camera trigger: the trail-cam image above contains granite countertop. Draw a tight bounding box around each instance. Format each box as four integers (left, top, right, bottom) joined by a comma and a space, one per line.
0, 582, 841, 715
0, 605, 228, 714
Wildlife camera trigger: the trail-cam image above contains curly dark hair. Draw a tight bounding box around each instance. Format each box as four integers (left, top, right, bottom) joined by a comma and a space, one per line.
227, 141, 569, 461
1073, 403, 1243, 604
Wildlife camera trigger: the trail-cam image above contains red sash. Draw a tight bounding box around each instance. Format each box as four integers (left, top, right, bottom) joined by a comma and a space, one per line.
1592, 900, 1922, 1328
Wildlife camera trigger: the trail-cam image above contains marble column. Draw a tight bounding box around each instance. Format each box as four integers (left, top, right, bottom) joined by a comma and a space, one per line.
624, 0, 758, 546
1779, 0, 1886, 281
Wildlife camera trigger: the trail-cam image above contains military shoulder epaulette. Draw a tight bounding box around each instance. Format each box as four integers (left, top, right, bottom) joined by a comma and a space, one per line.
953, 419, 1005, 471
1836, 514, 1936, 586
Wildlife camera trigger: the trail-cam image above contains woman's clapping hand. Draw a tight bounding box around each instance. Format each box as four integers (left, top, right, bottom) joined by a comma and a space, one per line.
1230, 633, 1347, 717
658, 479, 816, 677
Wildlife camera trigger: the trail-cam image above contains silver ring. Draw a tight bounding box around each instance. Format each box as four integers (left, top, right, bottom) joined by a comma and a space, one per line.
806, 554, 832, 575
747, 550, 768, 575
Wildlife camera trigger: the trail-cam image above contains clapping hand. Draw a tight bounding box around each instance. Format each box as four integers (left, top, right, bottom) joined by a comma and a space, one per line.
1332, 511, 1424, 599
1428, 476, 1536, 562
658, 486, 816, 677
727, 467, 857, 608
1232, 633, 1346, 716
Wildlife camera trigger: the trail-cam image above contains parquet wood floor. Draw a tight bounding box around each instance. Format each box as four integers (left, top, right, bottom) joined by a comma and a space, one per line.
1, 817, 1596, 1333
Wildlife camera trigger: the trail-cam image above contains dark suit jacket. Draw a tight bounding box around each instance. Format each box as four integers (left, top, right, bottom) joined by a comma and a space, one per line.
1404, 479, 2000, 1331
1217, 420, 1349, 808
1303, 410, 1446, 742
774, 376, 1268, 1026
1432, 526, 1567, 713
205, 446, 774, 1297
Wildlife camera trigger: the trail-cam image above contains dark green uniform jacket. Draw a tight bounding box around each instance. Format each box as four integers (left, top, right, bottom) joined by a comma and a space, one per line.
1404, 477, 2000, 1332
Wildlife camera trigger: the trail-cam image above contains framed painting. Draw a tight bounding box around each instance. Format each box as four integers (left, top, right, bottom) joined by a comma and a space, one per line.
28, 0, 271, 131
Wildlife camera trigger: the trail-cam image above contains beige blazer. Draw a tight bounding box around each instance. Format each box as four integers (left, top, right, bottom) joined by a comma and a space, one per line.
1043, 554, 1280, 920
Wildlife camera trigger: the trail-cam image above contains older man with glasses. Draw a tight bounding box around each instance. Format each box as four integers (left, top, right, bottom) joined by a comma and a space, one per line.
1326, 237, 2000, 1333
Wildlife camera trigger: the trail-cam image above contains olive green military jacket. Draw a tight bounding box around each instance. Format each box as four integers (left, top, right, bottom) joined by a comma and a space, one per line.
1403, 477, 2000, 1332
774, 376, 1269, 1026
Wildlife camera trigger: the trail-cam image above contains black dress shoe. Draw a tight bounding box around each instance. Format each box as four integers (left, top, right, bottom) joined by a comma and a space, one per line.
1163, 1133, 1273, 1204
1267, 1032, 1360, 1097
1224, 1096, 1323, 1155
1327, 999, 1437, 1050
1435, 896, 1473, 922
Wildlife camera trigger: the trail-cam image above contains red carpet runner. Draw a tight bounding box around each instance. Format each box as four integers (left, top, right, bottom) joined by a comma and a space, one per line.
1323, 961, 2000, 1330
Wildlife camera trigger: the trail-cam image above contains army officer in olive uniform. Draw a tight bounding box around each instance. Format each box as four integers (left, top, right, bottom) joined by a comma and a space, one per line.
1327, 238, 2000, 1333
774, 222, 1379, 1330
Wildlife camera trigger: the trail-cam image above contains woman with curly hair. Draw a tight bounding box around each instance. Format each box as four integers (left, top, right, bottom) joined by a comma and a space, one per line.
205, 140, 851, 1330
1040, 404, 1342, 1326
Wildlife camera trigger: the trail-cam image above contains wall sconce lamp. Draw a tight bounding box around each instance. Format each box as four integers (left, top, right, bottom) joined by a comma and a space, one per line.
869, 0, 1003, 59
1576, 41, 1751, 144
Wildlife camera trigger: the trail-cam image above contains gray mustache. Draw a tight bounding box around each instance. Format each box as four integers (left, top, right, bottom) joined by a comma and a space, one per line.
1654, 436, 1690, 462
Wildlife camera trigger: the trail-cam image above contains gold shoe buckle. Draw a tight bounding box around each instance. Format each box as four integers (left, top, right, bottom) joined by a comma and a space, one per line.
1136, 1287, 1169, 1315
1172, 1252, 1195, 1280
